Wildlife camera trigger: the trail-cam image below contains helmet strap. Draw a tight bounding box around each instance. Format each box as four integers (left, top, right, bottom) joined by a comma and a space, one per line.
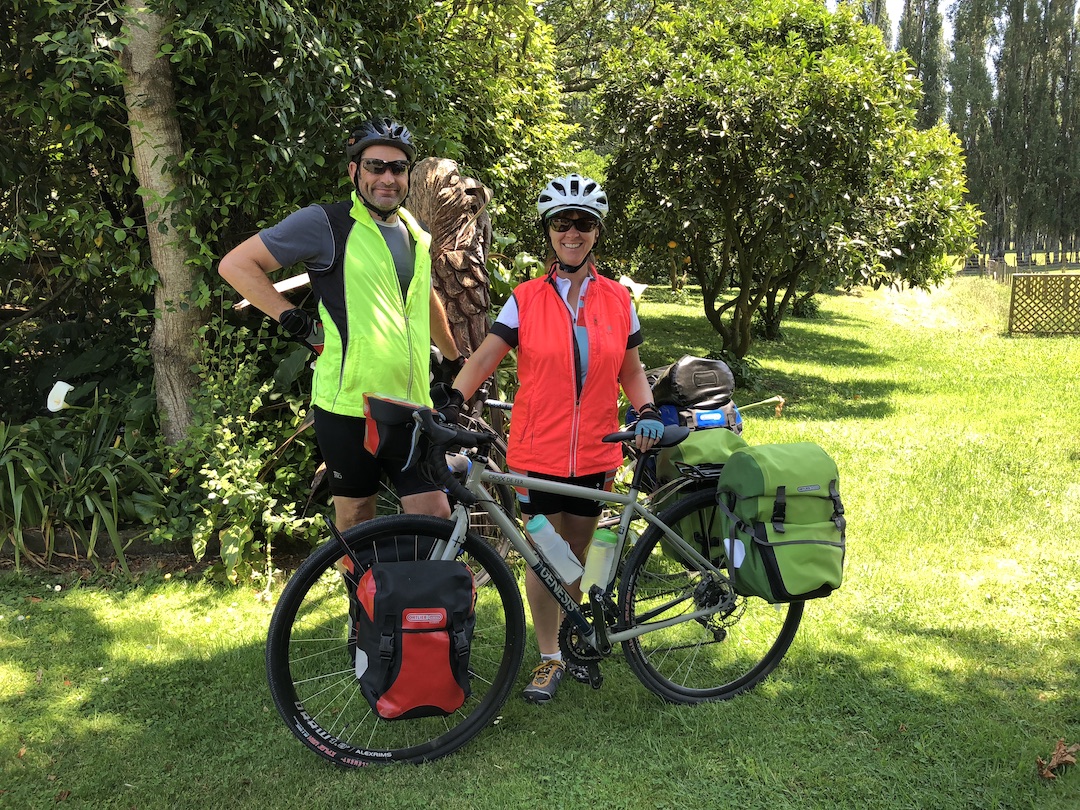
556, 257, 590, 274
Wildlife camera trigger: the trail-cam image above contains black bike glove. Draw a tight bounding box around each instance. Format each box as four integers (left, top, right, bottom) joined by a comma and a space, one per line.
439, 352, 467, 379
430, 382, 466, 425
279, 308, 324, 355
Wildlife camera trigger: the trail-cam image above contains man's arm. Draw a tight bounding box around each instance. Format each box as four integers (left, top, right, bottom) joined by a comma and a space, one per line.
219, 235, 292, 322
429, 288, 462, 361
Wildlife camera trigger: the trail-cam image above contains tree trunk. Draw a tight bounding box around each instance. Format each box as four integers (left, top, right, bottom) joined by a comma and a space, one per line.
121, 7, 204, 444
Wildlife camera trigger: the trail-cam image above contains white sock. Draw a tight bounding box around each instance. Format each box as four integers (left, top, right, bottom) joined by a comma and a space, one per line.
541, 652, 563, 663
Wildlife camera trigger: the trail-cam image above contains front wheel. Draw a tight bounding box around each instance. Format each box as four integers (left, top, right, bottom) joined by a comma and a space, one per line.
266, 515, 526, 766
619, 488, 803, 703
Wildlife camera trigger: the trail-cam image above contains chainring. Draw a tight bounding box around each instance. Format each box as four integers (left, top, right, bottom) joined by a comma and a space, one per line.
559, 616, 603, 667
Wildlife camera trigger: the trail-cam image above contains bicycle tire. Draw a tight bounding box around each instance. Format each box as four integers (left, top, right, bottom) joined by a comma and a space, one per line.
266, 515, 526, 766
619, 488, 803, 703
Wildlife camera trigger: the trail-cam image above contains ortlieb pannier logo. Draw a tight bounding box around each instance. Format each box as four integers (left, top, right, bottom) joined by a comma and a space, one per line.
796, 484, 821, 493
405, 611, 444, 625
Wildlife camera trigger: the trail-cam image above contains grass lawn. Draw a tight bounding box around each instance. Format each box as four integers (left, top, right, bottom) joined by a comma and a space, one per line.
2, 277, 1078, 809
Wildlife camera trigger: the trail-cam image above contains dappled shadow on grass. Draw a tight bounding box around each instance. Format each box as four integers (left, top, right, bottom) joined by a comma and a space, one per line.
640, 304, 908, 423
0, 589, 296, 807
4, 577, 1079, 808
740, 604, 1080, 806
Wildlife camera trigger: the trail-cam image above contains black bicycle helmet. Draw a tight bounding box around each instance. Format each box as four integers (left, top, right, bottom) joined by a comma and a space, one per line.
346, 118, 417, 162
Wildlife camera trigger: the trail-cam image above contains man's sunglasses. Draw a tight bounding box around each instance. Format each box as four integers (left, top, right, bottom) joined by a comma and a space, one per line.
360, 158, 411, 176
547, 215, 601, 233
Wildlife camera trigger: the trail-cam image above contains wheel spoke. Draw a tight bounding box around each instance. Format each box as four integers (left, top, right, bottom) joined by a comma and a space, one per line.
266, 516, 525, 766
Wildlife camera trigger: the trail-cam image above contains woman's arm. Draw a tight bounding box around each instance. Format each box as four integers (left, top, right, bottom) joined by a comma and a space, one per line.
453, 333, 513, 400
618, 347, 654, 412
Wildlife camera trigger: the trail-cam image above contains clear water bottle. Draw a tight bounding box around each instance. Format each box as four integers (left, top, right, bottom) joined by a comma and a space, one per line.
580, 529, 618, 594
525, 515, 584, 584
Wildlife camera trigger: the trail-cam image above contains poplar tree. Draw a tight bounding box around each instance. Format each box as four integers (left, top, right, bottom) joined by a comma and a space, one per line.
898, 0, 949, 127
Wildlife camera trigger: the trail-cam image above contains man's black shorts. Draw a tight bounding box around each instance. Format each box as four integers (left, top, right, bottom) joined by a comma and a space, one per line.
312, 407, 440, 499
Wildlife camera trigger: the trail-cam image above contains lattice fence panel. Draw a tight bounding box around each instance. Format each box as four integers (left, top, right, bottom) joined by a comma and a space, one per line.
1008, 274, 1080, 335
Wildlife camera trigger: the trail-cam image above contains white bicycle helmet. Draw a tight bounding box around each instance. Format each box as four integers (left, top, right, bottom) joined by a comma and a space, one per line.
536, 174, 609, 221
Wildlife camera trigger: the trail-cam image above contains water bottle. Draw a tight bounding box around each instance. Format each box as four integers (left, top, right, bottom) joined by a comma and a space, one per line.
525, 515, 584, 584
580, 529, 618, 595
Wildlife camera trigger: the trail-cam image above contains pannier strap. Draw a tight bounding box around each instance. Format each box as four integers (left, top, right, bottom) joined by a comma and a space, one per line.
770, 480, 845, 534
829, 479, 846, 531
452, 627, 470, 657
771, 486, 786, 533
380, 615, 396, 660
379, 633, 395, 660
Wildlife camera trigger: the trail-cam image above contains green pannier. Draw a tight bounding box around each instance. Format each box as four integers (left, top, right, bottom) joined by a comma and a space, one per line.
655, 427, 749, 559
656, 426, 749, 485
716, 442, 846, 603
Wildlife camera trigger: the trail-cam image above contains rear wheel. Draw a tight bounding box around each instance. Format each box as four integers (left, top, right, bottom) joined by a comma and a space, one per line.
619, 488, 802, 703
266, 515, 525, 766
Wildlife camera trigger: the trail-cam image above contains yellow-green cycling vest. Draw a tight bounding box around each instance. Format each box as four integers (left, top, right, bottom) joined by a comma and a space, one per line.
311, 193, 433, 415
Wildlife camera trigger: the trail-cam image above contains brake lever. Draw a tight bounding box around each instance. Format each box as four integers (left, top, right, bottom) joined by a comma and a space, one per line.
403, 413, 425, 472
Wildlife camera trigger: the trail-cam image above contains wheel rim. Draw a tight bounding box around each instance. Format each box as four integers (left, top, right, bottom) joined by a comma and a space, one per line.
266, 516, 524, 765
620, 488, 802, 702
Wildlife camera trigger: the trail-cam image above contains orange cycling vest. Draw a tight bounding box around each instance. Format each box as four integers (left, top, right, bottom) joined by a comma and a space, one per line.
506, 267, 634, 478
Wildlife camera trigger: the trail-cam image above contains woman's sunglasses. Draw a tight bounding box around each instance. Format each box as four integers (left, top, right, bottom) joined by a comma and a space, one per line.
360, 158, 411, 176
547, 215, 601, 233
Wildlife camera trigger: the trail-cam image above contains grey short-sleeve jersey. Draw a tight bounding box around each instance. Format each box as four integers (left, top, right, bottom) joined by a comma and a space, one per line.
258, 205, 336, 272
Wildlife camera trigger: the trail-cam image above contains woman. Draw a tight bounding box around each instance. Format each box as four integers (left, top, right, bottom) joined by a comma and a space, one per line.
446, 174, 665, 703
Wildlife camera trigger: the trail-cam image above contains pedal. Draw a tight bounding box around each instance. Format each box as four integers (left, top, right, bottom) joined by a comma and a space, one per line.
587, 662, 603, 690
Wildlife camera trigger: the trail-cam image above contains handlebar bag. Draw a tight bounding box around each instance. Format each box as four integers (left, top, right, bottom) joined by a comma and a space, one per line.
363, 393, 420, 459
352, 559, 476, 720
649, 356, 736, 410
716, 442, 846, 603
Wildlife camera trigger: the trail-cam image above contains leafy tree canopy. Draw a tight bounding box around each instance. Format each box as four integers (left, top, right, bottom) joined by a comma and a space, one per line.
596, 0, 980, 357
1, 0, 568, 421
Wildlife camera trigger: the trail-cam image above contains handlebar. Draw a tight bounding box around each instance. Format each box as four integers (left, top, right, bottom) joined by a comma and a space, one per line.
405, 407, 495, 505
602, 424, 691, 449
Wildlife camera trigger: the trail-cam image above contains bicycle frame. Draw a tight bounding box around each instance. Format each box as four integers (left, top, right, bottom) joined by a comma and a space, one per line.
431, 454, 733, 656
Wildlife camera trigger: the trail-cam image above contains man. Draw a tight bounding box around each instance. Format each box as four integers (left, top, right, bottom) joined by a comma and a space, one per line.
219, 118, 463, 530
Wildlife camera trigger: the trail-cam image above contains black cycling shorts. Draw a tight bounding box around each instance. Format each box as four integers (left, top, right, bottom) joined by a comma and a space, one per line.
312, 406, 440, 499
516, 469, 615, 518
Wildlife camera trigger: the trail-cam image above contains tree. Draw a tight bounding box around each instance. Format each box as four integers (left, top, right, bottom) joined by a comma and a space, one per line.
120, 5, 204, 443
898, 0, 949, 127
842, 0, 893, 40
1, 0, 567, 428
597, 0, 979, 358
947, 0, 1001, 254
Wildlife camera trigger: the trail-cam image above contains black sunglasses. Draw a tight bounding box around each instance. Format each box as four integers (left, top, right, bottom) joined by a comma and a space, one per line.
548, 215, 601, 233
360, 158, 411, 176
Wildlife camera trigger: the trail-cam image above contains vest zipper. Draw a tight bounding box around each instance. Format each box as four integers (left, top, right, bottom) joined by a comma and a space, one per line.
568, 287, 584, 477
397, 219, 418, 401
402, 291, 415, 401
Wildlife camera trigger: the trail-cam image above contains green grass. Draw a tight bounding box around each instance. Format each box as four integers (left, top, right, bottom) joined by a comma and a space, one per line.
2, 277, 1079, 809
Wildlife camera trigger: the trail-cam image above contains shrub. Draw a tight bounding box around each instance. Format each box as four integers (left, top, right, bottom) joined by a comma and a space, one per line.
153, 315, 322, 585
0, 389, 164, 574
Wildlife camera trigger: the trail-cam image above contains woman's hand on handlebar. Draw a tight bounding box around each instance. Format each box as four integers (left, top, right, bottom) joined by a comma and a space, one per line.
632, 403, 664, 452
